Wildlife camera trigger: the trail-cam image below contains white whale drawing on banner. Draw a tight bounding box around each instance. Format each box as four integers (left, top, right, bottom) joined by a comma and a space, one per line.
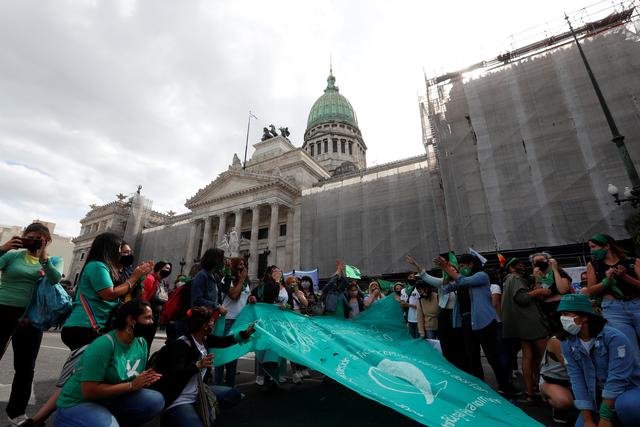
368, 359, 447, 405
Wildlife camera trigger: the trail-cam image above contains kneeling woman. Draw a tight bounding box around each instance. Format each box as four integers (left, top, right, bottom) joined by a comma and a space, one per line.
558, 294, 640, 427
153, 306, 255, 426
55, 300, 164, 427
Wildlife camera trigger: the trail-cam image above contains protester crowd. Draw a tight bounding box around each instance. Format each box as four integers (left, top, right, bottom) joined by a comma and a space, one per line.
1, 223, 640, 426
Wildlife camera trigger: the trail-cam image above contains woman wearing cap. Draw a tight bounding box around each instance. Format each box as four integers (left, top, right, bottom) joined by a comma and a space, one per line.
364, 281, 384, 307
502, 258, 551, 403
583, 234, 640, 363
558, 294, 640, 427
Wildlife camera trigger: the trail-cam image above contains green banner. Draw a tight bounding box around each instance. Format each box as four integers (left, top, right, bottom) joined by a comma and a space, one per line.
345, 264, 361, 279
211, 297, 541, 427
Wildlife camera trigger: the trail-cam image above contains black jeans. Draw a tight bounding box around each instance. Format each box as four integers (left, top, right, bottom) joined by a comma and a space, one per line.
473, 320, 511, 393
0, 304, 43, 418
61, 326, 100, 351
437, 309, 466, 371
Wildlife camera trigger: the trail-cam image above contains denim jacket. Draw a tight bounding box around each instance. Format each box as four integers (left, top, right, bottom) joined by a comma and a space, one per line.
442, 272, 496, 331
561, 325, 640, 411
190, 269, 223, 310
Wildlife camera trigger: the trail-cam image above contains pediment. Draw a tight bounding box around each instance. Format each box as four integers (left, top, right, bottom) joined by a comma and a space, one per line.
185, 171, 296, 208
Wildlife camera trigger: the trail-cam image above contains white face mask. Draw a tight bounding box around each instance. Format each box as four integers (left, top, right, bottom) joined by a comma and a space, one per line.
561, 315, 581, 335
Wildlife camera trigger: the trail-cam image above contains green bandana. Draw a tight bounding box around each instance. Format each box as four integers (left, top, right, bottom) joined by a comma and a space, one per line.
590, 234, 608, 247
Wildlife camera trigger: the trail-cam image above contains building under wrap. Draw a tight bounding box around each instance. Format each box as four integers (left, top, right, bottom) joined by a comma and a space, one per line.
419, 6, 640, 255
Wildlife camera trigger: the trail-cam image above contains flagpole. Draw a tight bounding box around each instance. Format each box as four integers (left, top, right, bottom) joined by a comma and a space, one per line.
243, 110, 257, 170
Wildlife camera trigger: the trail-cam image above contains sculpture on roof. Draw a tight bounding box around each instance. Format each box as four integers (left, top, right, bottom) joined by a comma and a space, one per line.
261, 124, 289, 141
137, 185, 142, 194
232, 153, 241, 167
116, 193, 127, 202
279, 127, 290, 138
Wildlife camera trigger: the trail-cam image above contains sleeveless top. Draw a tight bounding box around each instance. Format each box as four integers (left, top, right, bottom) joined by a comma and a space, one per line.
592, 257, 639, 299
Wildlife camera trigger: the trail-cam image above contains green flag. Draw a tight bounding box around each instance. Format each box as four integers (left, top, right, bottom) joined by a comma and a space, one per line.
212, 298, 542, 427
377, 279, 395, 293
442, 251, 458, 284
345, 264, 361, 279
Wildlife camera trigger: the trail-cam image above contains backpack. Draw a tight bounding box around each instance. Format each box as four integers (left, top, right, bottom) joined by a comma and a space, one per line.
24, 265, 73, 331
160, 279, 192, 324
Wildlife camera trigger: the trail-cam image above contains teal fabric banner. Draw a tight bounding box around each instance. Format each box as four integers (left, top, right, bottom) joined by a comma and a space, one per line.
210, 297, 542, 427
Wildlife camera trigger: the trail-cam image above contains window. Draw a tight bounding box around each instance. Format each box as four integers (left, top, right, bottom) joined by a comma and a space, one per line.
324, 140, 328, 153
339, 124, 345, 128
80, 252, 85, 260
333, 140, 338, 152
241, 230, 251, 240
341, 141, 346, 153
258, 228, 269, 239
316, 142, 321, 154
310, 144, 314, 156
349, 142, 353, 155
280, 224, 287, 236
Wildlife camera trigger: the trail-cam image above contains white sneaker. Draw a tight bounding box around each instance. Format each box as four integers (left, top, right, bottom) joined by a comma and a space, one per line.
8, 415, 28, 426
292, 371, 303, 384
301, 369, 311, 378
255, 375, 264, 386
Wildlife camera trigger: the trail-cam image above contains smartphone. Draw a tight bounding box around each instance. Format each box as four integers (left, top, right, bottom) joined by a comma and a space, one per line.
20, 238, 43, 251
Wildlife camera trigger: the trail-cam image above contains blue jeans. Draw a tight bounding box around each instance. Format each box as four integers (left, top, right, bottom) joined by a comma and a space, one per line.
214, 319, 239, 387
162, 402, 202, 427
424, 330, 437, 340
574, 388, 640, 427
602, 299, 640, 363
54, 389, 164, 427
408, 322, 418, 338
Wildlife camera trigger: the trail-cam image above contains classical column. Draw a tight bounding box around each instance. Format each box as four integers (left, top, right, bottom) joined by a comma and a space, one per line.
200, 216, 213, 254
248, 205, 260, 279
233, 209, 243, 234
285, 207, 294, 271
184, 220, 198, 272
268, 202, 279, 266
216, 212, 227, 247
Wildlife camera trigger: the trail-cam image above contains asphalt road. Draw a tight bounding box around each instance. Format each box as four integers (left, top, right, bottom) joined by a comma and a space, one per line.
0, 332, 564, 427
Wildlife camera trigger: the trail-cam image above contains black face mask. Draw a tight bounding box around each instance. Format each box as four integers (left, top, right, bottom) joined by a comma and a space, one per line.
395, 290, 402, 296
534, 261, 549, 271
133, 322, 155, 337
406, 279, 416, 286
515, 267, 527, 276
159, 270, 171, 278
119, 254, 134, 267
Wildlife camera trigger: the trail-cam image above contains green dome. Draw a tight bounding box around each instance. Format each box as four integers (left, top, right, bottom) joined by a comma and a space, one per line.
306, 71, 358, 129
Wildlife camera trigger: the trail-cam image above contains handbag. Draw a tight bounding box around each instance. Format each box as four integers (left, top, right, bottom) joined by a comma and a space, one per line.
195, 367, 219, 427
23, 271, 73, 331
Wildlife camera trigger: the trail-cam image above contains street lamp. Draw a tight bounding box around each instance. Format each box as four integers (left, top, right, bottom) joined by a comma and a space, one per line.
179, 258, 186, 275
565, 15, 640, 207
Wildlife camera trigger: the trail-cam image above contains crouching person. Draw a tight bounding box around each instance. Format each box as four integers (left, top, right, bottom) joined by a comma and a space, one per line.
54, 300, 164, 427
558, 294, 640, 427
151, 306, 255, 426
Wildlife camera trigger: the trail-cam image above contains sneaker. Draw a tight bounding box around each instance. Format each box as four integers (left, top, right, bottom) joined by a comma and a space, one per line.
552, 408, 568, 424
301, 369, 311, 378
292, 372, 303, 384
8, 415, 29, 426
255, 375, 264, 386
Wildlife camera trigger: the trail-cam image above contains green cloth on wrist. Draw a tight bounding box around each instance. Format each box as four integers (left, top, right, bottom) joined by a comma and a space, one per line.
599, 402, 615, 421
602, 277, 625, 299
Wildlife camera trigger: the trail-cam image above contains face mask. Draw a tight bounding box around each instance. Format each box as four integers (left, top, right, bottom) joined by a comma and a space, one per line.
407, 278, 416, 285
560, 315, 581, 335
515, 267, 527, 276
460, 267, 472, 277
160, 270, 171, 278
395, 290, 402, 296
534, 261, 549, 271
591, 248, 607, 260
119, 254, 134, 267
133, 322, 155, 337
301, 282, 310, 289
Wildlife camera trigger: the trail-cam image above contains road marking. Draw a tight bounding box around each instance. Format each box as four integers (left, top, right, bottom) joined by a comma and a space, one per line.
41, 345, 69, 351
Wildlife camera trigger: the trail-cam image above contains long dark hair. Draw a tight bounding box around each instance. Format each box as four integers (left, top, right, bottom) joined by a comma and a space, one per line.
200, 248, 224, 272
589, 234, 628, 262
557, 313, 607, 341
82, 232, 122, 281
105, 300, 151, 332
262, 265, 280, 286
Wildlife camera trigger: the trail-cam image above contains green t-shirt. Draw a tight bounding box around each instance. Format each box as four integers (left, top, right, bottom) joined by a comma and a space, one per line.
0, 250, 64, 307
56, 330, 148, 408
64, 261, 117, 329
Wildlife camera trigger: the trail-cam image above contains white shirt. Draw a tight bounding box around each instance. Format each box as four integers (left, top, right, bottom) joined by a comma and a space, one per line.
581, 338, 595, 353
490, 284, 502, 322
402, 288, 421, 323
222, 281, 251, 320
166, 337, 208, 410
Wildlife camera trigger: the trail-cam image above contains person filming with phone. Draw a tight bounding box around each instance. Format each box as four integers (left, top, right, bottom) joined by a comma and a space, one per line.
0, 222, 64, 426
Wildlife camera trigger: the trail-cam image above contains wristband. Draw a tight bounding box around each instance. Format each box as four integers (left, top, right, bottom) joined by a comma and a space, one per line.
599, 402, 615, 422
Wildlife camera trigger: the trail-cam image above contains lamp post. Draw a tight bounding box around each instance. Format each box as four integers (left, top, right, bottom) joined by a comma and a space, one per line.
179, 258, 186, 275
565, 15, 640, 206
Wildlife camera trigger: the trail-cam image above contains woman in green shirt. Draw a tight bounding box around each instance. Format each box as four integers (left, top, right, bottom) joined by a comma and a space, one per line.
61, 232, 152, 350
55, 300, 164, 427
0, 222, 63, 425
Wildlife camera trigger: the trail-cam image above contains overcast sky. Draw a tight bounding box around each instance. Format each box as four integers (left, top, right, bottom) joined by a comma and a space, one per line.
0, 0, 605, 237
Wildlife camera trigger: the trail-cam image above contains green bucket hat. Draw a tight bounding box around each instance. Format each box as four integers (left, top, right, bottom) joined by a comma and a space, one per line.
557, 294, 596, 316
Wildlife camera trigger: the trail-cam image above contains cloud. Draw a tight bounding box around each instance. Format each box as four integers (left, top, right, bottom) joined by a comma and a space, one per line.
0, 0, 596, 236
